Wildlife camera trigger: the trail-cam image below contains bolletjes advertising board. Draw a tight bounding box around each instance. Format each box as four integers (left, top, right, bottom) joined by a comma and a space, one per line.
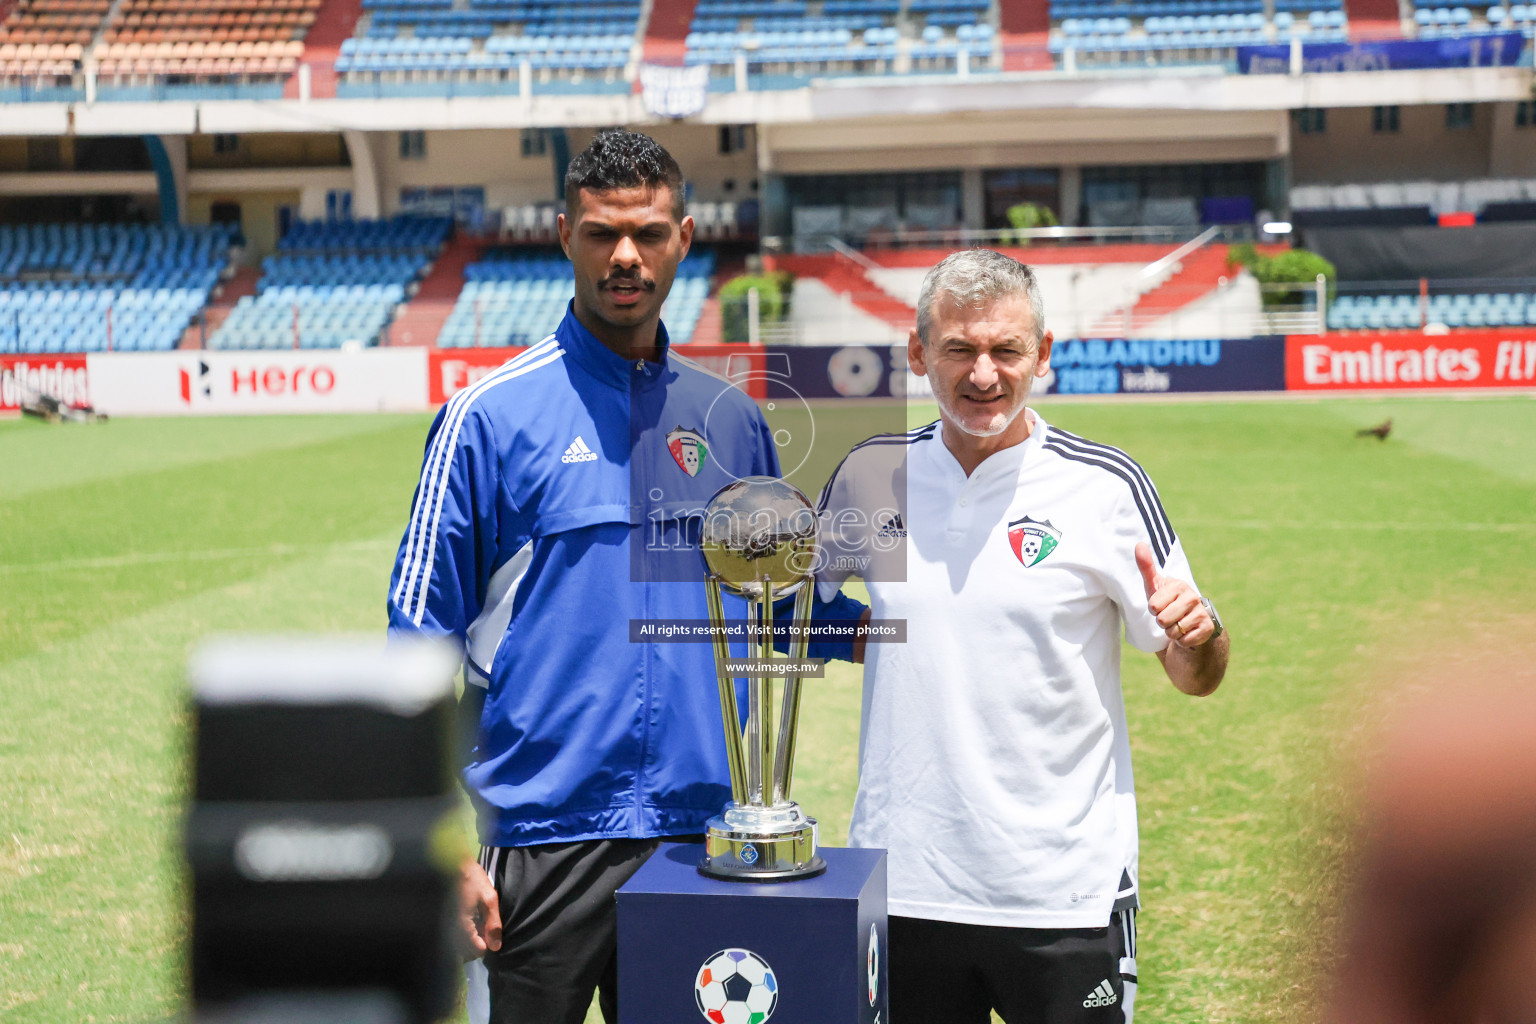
1, 355, 90, 412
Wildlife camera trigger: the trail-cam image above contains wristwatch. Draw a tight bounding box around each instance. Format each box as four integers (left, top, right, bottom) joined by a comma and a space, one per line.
1200, 596, 1224, 641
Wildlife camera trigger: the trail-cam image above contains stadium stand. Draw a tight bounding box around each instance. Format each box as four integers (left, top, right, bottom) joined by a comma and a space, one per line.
1048, 0, 1350, 68
0, 223, 234, 354
206, 216, 449, 350
333, 0, 642, 89
435, 247, 714, 348
89, 0, 311, 82
0, 0, 106, 45
683, 0, 998, 75
1329, 289, 1536, 329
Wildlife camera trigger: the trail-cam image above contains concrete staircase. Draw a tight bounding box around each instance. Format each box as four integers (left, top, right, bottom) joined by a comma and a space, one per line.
767, 254, 915, 330
680, 252, 743, 345
180, 266, 260, 348
1087, 244, 1232, 334
1126, 244, 1232, 316
282, 0, 362, 98
641, 0, 698, 63
387, 235, 485, 347
998, 0, 1055, 69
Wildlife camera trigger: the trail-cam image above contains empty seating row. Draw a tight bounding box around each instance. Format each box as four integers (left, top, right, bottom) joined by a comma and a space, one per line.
338, 50, 623, 71
93, 55, 296, 73
93, 39, 304, 58
694, 0, 808, 15
823, 0, 900, 11
1483, 2, 1536, 16
259, 255, 425, 291
484, 33, 630, 51
923, 22, 993, 39
208, 295, 397, 350
0, 223, 230, 354
101, 0, 318, 50
908, 0, 989, 10
1053, 0, 1321, 15
1329, 292, 1536, 330
278, 216, 451, 253
205, 218, 444, 350
0, 57, 76, 75
342, 0, 641, 83
691, 15, 886, 31
0, 287, 211, 353
1412, 6, 1475, 24
0, 222, 233, 277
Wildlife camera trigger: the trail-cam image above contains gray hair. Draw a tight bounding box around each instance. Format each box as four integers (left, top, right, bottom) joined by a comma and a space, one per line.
915, 249, 1045, 347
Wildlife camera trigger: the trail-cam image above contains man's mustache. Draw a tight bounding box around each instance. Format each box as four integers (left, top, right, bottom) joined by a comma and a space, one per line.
599, 272, 656, 290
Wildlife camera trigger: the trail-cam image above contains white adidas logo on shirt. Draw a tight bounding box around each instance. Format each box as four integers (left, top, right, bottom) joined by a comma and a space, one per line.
1082, 979, 1118, 1008
561, 436, 598, 464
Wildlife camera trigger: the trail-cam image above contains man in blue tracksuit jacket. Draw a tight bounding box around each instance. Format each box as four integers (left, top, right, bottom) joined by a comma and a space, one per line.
387, 131, 860, 1024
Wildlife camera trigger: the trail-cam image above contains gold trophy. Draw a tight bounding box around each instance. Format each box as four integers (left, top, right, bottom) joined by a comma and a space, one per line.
697, 476, 826, 882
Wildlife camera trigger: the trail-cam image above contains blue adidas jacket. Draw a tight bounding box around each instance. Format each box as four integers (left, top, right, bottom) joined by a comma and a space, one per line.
387, 307, 858, 847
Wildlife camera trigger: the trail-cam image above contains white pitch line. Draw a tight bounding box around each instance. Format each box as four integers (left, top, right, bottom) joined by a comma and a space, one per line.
1184, 519, 1536, 533
0, 538, 397, 575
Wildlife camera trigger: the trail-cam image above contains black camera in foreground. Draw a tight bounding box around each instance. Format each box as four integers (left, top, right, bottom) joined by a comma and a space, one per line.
185, 637, 464, 1024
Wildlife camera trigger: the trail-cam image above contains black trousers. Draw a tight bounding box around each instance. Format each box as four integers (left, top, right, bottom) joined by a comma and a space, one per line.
888, 909, 1137, 1024
478, 836, 701, 1024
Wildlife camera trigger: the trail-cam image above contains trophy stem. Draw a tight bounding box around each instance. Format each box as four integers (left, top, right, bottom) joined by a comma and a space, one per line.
705, 576, 747, 808
771, 582, 814, 806
747, 577, 776, 807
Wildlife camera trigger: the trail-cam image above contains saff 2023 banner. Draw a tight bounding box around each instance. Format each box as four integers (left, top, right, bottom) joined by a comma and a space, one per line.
1285, 332, 1536, 391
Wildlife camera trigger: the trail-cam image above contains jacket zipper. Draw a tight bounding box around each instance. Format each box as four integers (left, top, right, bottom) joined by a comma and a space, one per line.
633, 365, 652, 835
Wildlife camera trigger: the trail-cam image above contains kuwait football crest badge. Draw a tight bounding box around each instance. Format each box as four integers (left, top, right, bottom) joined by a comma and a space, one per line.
1008, 516, 1061, 567
668, 425, 710, 477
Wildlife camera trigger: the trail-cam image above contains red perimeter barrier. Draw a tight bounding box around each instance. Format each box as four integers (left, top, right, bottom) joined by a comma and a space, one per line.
1, 354, 89, 412
1285, 332, 1536, 391
430, 346, 767, 405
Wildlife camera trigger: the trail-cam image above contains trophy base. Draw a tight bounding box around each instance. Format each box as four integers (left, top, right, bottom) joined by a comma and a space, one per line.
698, 806, 826, 883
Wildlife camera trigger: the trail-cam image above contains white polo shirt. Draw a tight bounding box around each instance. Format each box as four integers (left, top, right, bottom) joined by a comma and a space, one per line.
817, 410, 1198, 929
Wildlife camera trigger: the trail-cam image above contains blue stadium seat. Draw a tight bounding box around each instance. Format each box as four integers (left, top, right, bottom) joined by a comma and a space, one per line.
0, 223, 234, 354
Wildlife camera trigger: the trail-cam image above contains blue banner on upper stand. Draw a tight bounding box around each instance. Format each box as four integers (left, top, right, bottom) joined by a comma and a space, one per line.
1236, 32, 1524, 74
761, 337, 1286, 399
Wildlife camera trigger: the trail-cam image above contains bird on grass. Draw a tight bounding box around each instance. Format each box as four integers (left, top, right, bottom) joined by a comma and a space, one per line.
1356, 417, 1393, 440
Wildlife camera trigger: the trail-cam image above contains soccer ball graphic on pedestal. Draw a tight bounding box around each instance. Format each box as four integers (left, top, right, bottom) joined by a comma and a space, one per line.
694, 948, 779, 1024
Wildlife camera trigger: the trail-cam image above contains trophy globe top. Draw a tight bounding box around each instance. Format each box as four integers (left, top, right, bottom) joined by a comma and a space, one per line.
701, 477, 819, 598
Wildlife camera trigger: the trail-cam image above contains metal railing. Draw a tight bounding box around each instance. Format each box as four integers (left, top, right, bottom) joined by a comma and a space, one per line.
765, 224, 1255, 255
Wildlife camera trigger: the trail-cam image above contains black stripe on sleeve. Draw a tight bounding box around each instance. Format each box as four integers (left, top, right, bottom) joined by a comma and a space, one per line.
1047, 428, 1176, 552
815, 423, 937, 514
1043, 442, 1171, 565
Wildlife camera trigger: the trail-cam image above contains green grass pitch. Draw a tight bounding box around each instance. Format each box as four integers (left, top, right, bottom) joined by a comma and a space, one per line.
2, 395, 1535, 1023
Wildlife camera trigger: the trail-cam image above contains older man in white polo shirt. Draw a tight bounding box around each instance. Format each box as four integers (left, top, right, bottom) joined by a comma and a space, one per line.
815, 248, 1230, 1024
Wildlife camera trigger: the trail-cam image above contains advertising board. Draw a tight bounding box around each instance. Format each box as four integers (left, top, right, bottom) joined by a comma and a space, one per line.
1, 355, 90, 412
765, 339, 1288, 399
86, 348, 429, 416
1284, 332, 1536, 391
431, 345, 767, 404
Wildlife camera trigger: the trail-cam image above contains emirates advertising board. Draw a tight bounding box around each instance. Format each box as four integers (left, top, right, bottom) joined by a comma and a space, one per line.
85, 349, 430, 416
1285, 331, 1536, 390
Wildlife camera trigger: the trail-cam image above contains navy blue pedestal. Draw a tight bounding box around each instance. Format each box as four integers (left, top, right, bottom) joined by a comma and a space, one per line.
617, 845, 888, 1024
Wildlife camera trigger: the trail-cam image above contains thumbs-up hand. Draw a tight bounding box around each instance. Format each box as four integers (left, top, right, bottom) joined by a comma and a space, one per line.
1135, 541, 1212, 649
